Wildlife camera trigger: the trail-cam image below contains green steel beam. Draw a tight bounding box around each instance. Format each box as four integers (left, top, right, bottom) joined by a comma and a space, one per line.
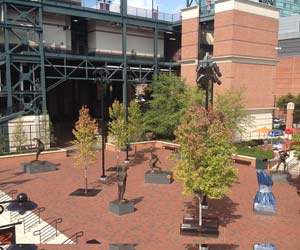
38, 4, 46, 113
122, 0, 128, 126
4, 2, 12, 112
43, 0, 173, 31
2, 0, 41, 8
44, 52, 177, 67
153, 24, 158, 77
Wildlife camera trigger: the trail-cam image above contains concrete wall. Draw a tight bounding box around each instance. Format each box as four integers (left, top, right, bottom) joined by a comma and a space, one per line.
88, 20, 164, 57
0, 12, 70, 49
234, 108, 273, 141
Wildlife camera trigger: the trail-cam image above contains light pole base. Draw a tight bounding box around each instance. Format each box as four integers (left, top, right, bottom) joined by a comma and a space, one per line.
99, 176, 107, 182
124, 160, 130, 164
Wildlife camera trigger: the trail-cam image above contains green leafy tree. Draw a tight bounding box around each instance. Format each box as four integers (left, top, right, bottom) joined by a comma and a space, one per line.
143, 74, 188, 139
173, 106, 238, 226
128, 100, 144, 142
276, 93, 297, 110
214, 87, 250, 134
292, 132, 300, 161
39, 114, 56, 148
108, 100, 129, 165
72, 106, 98, 195
128, 100, 145, 157
12, 118, 28, 152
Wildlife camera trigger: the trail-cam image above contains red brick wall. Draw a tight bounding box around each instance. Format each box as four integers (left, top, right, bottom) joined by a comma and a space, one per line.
181, 16, 199, 86
214, 9, 278, 109
214, 10, 278, 59
275, 56, 300, 97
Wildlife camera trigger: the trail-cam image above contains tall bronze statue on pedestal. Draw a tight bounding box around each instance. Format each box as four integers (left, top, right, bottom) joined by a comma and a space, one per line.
117, 167, 127, 202
276, 150, 289, 172
149, 147, 161, 172
31, 138, 45, 164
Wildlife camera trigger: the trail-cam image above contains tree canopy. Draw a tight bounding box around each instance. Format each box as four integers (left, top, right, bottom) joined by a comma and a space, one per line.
143, 74, 207, 139
214, 87, 249, 134
173, 106, 238, 199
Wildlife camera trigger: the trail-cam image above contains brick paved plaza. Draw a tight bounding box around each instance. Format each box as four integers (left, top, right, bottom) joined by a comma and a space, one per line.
0, 148, 299, 250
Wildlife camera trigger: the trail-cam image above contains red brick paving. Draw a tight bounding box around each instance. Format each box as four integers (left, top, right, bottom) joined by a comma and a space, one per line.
0, 148, 300, 250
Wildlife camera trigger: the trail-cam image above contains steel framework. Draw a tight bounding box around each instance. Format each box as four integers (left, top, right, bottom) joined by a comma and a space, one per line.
0, 0, 46, 117
0, 0, 180, 124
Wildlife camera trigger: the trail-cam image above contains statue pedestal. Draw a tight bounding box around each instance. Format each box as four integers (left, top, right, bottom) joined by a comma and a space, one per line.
180, 223, 219, 238
144, 170, 173, 184
109, 200, 134, 216
20, 161, 56, 174
270, 171, 291, 183
110, 244, 134, 250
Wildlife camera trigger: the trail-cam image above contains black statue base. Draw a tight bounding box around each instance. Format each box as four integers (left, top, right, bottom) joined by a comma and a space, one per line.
270, 171, 291, 183
253, 209, 276, 216
110, 244, 134, 250
109, 200, 134, 216
144, 170, 173, 184
180, 223, 219, 238
20, 161, 56, 174
69, 188, 101, 197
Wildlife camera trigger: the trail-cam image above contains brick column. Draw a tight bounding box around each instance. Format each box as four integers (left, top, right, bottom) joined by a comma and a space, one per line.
214, 0, 280, 137
286, 102, 295, 129
180, 6, 199, 86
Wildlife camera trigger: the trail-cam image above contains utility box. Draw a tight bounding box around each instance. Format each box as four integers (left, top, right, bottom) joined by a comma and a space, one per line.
256, 158, 268, 169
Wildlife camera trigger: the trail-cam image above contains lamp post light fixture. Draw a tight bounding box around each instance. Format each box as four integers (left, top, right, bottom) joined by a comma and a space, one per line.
94, 69, 111, 182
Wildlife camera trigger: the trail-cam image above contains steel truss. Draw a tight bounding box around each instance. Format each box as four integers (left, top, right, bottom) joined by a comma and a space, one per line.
0, 0, 46, 117
186, 0, 199, 7
45, 55, 176, 93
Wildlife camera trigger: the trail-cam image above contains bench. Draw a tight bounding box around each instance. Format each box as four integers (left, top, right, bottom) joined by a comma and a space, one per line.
233, 158, 251, 166
162, 144, 179, 152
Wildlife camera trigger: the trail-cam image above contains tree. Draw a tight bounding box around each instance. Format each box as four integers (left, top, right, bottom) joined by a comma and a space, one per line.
128, 100, 145, 143
173, 106, 238, 226
39, 114, 56, 148
276, 93, 297, 110
128, 100, 145, 157
292, 132, 300, 161
72, 106, 98, 195
143, 74, 188, 139
12, 118, 28, 152
214, 87, 250, 134
108, 100, 129, 165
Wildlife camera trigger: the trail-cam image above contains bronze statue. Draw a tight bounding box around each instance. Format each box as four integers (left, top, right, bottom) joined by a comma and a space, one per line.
32, 138, 45, 162
117, 166, 127, 202
276, 150, 290, 172
149, 147, 161, 172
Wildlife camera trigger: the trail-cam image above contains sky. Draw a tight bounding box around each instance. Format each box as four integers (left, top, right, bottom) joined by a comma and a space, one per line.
113, 0, 187, 13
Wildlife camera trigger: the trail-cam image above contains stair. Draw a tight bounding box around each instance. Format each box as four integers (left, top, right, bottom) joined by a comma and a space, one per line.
0, 190, 74, 244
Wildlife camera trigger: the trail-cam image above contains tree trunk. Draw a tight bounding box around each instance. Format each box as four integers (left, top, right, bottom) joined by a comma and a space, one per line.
198, 194, 202, 227
84, 166, 88, 195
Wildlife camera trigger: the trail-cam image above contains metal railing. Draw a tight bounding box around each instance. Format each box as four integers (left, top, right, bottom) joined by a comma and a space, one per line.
0, 190, 17, 201
49, 0, 182, 23
62, 231, 84, 244
0, 123, 51, 154
33, 218, 63, 244
10, 210, 20, 222
18, 207, 45, 233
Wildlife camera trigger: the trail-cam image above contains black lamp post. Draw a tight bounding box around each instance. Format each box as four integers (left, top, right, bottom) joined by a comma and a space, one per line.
94, 69, 110, 181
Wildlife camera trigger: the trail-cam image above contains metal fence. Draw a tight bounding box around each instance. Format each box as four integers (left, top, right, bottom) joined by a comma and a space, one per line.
0, 123, 51, 154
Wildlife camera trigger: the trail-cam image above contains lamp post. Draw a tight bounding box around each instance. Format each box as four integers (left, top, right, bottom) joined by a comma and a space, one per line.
94, 69, 110, 181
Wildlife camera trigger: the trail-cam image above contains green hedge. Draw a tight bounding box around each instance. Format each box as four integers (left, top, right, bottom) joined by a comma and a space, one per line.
235, 145, 274, 159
